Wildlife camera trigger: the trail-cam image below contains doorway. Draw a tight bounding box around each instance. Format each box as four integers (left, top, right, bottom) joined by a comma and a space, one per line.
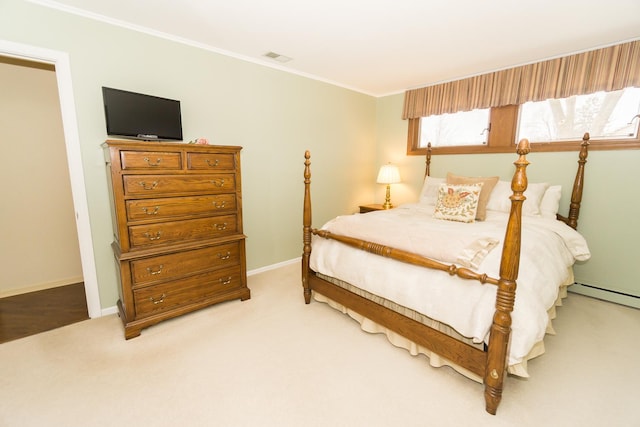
0, 56, 89, 341
0, 40, 101, 320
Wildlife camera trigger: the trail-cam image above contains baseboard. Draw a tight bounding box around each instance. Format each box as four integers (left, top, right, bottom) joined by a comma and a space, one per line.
570, 283, 640, 309
247, 257, 300, 276
100, 258, 302, 317
101, 306, 119, 317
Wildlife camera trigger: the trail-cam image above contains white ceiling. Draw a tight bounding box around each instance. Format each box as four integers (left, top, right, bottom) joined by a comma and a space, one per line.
36, 0, 640, 97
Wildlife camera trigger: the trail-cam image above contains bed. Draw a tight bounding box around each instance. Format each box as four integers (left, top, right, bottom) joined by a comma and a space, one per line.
301, 134, 591, 415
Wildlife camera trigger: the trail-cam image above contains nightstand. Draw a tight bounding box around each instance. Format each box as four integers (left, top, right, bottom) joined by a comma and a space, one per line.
359, 204, 387, 213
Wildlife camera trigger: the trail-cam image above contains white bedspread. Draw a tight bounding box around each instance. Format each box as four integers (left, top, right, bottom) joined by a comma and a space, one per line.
310, 204, 590, 367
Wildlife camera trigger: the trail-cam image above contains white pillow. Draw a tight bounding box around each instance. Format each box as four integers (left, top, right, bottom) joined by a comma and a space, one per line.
486, 180, 550, 216
540, 185, 562, 219
418, 176, 445, 206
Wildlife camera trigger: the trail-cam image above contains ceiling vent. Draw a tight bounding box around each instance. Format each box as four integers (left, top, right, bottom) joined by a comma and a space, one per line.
264, 51, 292, 63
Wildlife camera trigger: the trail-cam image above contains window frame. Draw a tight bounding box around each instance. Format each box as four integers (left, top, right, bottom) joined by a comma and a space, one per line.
407, 104, 640, 156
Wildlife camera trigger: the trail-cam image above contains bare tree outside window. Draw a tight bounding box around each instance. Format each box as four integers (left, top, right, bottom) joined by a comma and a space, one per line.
518, 88, 640, 142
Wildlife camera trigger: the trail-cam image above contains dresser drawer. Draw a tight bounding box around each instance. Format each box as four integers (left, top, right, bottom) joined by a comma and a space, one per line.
130, 241, 242, 287
126, 194, 236, 221
123, 174, 236, 196
134, 267, 243, 317
128, 214, 238, 248
120, 151, 182, 170
187, 152, 236, 171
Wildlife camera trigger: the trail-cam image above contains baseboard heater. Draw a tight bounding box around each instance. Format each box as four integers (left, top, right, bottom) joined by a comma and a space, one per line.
570, 282, 639, 309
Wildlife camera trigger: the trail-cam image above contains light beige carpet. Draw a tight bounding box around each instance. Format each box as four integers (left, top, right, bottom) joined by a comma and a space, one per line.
0, 262, 638, 427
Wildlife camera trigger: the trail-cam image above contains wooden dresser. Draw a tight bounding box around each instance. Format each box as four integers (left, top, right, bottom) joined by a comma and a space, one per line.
103, 140, 250, 339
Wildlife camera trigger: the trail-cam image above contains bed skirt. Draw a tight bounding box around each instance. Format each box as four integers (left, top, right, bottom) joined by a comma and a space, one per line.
314, 271, 573, 382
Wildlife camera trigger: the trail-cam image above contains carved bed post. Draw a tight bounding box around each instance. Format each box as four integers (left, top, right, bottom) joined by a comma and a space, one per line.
484, 138, 531, 415
565, 133, 590, 229
302, 151, 312, 304
425, 142, 432, 177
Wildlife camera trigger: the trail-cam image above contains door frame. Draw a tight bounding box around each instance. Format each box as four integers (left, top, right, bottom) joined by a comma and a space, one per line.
0, 39, 101, 318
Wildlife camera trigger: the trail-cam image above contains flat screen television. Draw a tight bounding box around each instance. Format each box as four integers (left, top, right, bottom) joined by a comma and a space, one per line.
102, 87, 183, 141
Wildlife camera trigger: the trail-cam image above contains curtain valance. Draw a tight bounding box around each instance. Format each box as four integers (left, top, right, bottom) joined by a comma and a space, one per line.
402, 40, 640, 119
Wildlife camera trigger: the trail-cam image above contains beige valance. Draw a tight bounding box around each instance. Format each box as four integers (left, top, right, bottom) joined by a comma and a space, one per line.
402, 40, 640, 119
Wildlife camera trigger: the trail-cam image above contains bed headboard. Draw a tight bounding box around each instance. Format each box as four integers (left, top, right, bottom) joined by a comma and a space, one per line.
424, 133, 590, 230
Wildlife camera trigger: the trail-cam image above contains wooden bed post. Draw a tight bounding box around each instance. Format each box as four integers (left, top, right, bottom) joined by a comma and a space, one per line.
302, 151, 312, 304
425, 142, 432, 177
484, 139, 531, 415
565, 133, 590, 230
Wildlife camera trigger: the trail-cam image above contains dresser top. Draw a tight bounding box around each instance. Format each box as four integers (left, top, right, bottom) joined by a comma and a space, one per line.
104, 139, 242, 152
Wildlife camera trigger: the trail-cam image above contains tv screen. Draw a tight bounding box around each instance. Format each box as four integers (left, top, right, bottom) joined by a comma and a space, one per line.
102, 87, 183, 141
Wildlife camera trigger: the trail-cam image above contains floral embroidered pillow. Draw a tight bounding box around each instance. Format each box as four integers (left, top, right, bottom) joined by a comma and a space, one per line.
446, 173, 498, 221
434, 183, 483, 223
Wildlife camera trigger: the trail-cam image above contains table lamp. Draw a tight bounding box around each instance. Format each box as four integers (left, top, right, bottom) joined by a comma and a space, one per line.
376, 163, 401, 209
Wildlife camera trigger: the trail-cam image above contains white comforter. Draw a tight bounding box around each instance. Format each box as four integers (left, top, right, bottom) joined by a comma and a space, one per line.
310, 204, 590, 367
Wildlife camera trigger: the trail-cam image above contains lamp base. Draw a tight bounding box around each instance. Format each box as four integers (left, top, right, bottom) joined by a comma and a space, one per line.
382, 184, 393, 209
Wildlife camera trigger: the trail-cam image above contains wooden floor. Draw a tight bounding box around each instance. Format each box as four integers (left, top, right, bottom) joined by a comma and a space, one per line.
0, 283, 89, 344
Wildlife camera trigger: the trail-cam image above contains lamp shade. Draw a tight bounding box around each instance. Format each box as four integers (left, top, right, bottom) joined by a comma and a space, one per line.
376, 164, 401, 184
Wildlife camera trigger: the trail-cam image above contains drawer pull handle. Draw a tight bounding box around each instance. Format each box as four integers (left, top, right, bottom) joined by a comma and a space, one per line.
146, 264, 164, 275
211, 179, 225, 187
219, 277, 232, 285
150, 293, 166, 304
143, 157, 162, 166
217, 251, 231, 260
144, 231, 162, 241
213, 201, 226, 209
138, 181, 158, 190
142, 206, 160, 215
215, 223, 228, 231
206, 159, 220, 167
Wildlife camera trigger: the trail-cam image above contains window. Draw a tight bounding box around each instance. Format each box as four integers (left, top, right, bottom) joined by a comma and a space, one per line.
407, 88, 640, 155
517, 88, 640, 143
407, 105, 518, 155
418, 109, 490, 148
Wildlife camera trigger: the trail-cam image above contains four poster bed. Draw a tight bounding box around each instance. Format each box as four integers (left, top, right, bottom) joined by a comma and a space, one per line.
301, 134, 591, 415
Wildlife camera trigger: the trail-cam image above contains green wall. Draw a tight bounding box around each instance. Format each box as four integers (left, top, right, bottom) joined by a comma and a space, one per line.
376, 94, 640, 308
0, 0, 376, 309
2, 0, 637, 310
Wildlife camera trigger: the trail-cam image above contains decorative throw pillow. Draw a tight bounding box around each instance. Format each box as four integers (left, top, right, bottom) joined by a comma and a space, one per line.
446, 173, 499, 221
434, 183, 482, 223
418, 176, 446, 206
